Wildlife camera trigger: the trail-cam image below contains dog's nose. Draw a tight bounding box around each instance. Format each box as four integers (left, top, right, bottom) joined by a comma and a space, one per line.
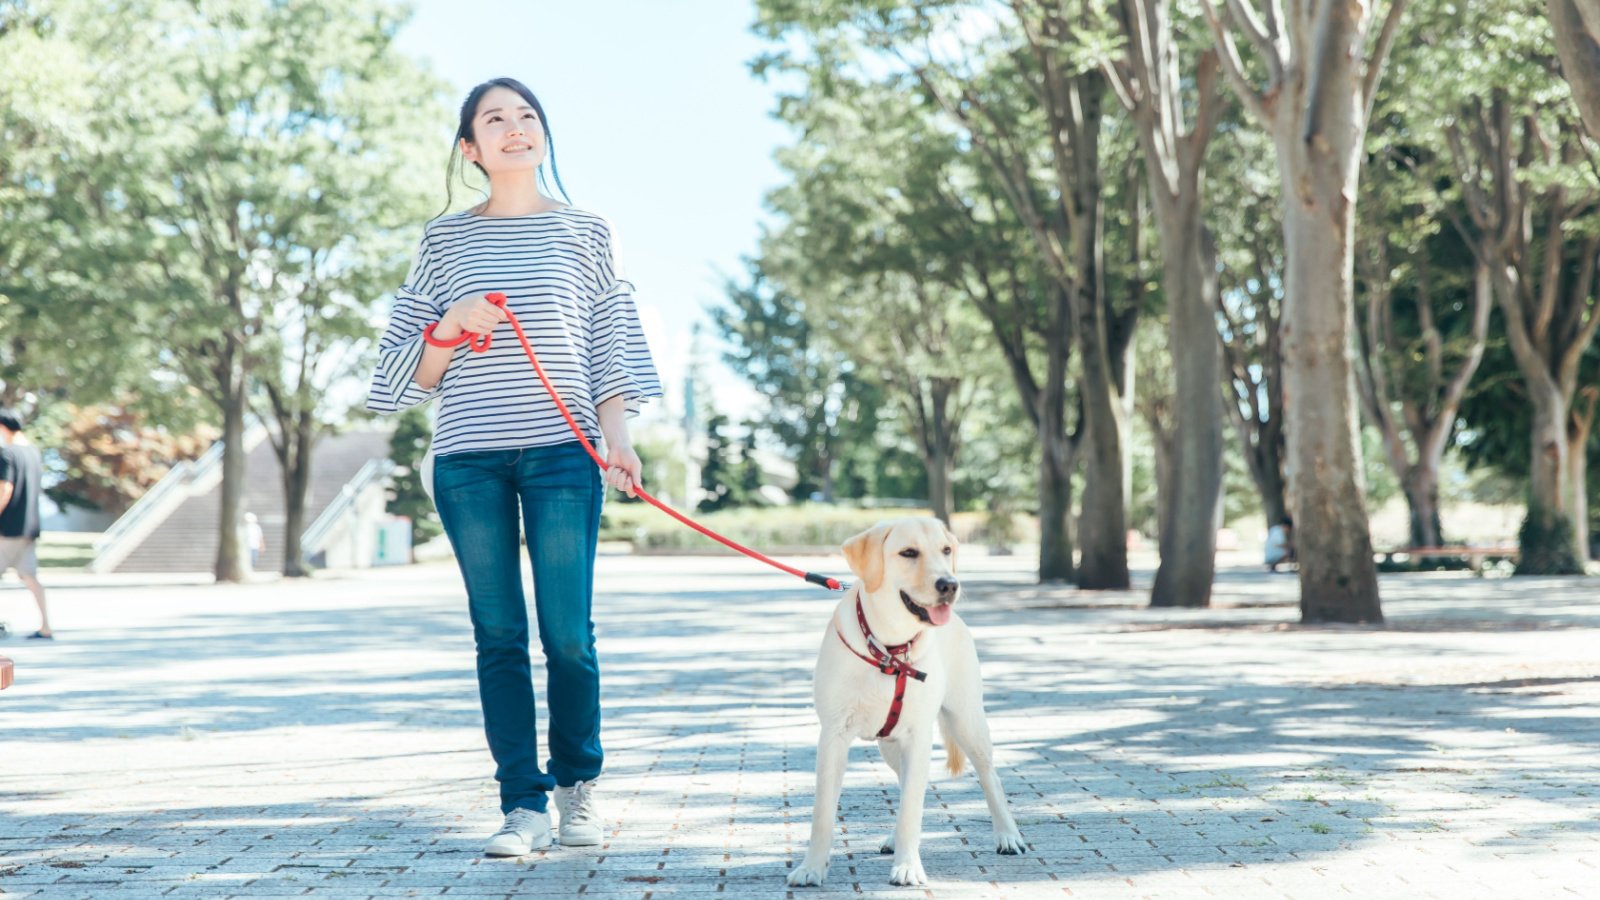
936, 576, 959, 598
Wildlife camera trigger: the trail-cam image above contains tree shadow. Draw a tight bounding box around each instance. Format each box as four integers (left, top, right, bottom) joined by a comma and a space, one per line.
2, 567, 1597, 893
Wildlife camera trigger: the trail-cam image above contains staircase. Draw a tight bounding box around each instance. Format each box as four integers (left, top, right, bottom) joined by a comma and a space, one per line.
106, 429, 394, 574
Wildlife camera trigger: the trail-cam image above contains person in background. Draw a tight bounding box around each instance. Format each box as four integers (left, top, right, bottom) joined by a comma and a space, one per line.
0, 408, 51, 639
244, 512, 266, 571
1264, 517, 1295, 573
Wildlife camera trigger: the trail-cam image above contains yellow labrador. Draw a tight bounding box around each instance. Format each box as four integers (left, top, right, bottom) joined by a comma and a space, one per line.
787, 517, 1025, 887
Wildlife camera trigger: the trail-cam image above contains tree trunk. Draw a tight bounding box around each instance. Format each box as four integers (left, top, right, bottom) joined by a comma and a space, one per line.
1520, 383, 1584, 573
1151, 215, 1223, 607
1077, 356, 1130, 589
1230, 398, 1290, 529
280, 418, 314, 577
820, 446, 835, 503
215, 378, 247, 583
1151, 411, 1175, 548
1039, 283, 1075, 582
1568, 416, 1591, 561
1549, 0, 1600, 142
1401, 466, 1443, 549
1074, 137, 1130, 591
926, 442, 953, 525
1039, 432, 1075, 581
1278, 157, 1382, 623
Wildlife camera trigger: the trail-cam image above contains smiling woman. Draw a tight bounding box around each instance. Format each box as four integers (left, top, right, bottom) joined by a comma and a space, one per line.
441, 77, 570, 218
366, 76, 664, 860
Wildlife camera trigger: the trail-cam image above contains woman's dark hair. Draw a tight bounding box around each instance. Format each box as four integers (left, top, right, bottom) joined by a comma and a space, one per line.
440, 77, 570, 218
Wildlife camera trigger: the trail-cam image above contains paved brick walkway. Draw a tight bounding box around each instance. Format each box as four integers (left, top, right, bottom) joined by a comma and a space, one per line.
2, 554, 1598, 898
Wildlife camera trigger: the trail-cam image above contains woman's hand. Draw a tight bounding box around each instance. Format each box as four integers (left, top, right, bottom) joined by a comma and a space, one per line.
605, 442, 643, 498
441, 294, 508, 339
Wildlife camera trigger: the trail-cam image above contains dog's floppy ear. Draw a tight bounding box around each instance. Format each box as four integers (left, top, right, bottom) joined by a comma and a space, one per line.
842, 523, 888, 593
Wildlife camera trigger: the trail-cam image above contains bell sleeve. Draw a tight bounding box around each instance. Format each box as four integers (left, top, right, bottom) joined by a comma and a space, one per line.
588, 220, 664, 418
367, 233, 447, 414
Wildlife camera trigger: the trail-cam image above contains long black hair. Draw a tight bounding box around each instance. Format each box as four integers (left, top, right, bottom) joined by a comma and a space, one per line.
440, 77, 571, 218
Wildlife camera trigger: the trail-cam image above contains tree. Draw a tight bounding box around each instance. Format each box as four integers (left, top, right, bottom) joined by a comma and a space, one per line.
753, 1, 1135, 584
1353, 152, 1492, 549
385, 406, 442, 546
699, 410, 736, 512
1198, 0, 1411, 622
736, 421, 768, 506
240, 6, 442, 576
1413, 0, 1600, 570
115, 0, 444, 581
745, 67, 1002, 525
1102, 0, 1227, 606
1205, 122, 1294, 531
714, 266, 871, 503
43, 405, 215, 516
0, 1, 183, 418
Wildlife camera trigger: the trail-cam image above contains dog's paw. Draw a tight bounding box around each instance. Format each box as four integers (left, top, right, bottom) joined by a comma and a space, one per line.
995, 828, 1027, 855
878, 834, 895, 854
786, 860, 827, 887
888, 857, 927, 886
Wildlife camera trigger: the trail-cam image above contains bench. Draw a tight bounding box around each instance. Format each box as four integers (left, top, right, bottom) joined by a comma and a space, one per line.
1376, 546, 1520, 576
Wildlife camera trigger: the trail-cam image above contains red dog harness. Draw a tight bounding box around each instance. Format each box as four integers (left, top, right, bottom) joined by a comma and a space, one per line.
835, 595, 927, 738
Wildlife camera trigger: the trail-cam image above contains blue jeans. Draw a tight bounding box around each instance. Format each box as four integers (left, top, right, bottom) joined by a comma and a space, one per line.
432, 440, 604, 815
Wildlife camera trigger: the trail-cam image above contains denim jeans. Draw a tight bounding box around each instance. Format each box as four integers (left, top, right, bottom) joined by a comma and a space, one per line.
432, 440, 604, 815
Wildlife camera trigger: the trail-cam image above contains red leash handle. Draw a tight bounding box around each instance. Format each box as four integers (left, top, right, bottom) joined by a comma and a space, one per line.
431, 291, 844, 592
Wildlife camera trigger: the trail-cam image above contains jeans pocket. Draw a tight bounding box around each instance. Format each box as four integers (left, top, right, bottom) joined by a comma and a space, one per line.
433, 450, 513, 498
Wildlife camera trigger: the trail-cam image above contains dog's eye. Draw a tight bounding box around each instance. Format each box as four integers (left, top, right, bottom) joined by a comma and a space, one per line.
899, 548, 919, 559
943, 547, 952, 555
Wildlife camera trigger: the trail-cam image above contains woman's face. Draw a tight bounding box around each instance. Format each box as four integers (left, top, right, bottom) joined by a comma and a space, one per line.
461, 86, 547, 175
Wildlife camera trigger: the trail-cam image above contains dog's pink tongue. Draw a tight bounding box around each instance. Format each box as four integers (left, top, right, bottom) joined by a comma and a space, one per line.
928, 603, 953, 626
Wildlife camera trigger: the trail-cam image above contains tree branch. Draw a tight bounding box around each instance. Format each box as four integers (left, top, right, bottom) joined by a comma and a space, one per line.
1197, 0, 1273, 124
1362, 0, 1412, 125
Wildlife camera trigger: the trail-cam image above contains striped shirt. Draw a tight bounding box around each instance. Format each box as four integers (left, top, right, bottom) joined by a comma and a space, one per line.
366, 207, 663, 456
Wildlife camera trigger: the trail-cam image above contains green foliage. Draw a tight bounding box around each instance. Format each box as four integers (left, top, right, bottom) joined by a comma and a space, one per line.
40, 405, 216, 515
698, 410, 737, 512
735, 422, 768, 506
385, 407, 441, 546
712, 267, 875, 502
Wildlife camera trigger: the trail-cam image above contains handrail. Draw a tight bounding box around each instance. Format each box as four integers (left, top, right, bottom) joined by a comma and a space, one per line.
300, 457, 395, 556
89, 423, 268, 573
93, 460, 194, 556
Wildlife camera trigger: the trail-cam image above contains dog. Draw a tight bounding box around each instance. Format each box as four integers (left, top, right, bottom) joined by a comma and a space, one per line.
786, 517, 1025, 887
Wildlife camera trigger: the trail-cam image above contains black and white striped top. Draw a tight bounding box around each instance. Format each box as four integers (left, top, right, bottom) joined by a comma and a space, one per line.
366, 207, 663, 456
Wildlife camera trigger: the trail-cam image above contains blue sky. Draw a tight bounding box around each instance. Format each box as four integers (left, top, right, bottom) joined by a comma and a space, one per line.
394, 0, 794, 427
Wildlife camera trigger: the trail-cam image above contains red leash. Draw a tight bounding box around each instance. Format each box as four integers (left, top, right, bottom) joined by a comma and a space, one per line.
422, 292, 845, 592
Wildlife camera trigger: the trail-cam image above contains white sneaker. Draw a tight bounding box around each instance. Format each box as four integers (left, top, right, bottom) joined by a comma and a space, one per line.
483, 808, 552, 857
553, 779, 604, 846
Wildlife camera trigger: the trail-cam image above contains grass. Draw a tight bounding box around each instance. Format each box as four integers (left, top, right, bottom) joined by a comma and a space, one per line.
598, 501, 1006, 552
36, 532, 97, 569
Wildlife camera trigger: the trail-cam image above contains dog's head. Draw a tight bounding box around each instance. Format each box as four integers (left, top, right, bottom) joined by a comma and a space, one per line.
842, 517, 961, 628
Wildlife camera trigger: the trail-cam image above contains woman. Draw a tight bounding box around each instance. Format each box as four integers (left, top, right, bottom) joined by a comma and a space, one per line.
367, 77, 662, 856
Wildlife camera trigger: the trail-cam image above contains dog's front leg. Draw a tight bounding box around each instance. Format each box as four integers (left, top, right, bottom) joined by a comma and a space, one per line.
887, 726, 933, 886
787, 730, 851, 887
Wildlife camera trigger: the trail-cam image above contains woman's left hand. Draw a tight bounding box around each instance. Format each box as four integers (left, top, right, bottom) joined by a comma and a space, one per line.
605, 443, 643, 498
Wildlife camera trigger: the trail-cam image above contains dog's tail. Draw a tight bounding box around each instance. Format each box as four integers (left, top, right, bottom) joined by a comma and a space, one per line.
940, 717, 966, 777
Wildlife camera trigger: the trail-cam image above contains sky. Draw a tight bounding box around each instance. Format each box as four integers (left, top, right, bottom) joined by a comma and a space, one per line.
394, 0, 796, 427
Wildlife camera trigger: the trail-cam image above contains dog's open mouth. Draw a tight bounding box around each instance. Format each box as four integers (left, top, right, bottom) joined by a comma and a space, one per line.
900, 590, 953, 626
